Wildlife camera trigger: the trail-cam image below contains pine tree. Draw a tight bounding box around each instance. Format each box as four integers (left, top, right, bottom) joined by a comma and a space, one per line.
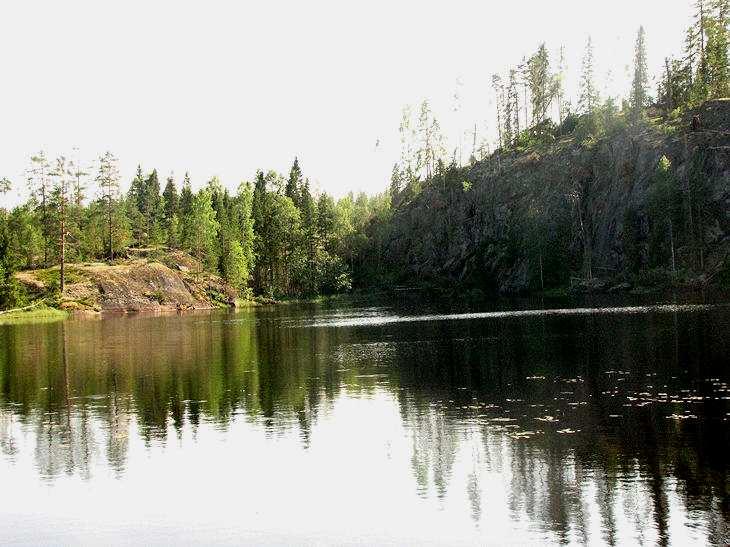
27, 151, 52, 266
518, 56, 531, 128
67, 153, 88, 260
50, 156, 71, 293
690, 0, 711, 101
69, 153, 87, 209
492, 75, 505, 149
389, 164, 402, 206
417, 100, 441, 179
706, 0, 729, 97
507, 68, 520, 136
528, 43, 552, 124
96, 151, 123, 261
578, 36, 599, 114
555, 45, 568, 123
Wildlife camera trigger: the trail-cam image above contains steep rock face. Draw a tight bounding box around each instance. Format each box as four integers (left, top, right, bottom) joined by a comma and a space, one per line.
382, 101, 730, 293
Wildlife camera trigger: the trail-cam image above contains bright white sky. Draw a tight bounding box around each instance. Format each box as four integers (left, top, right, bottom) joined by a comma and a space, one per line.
0, 0, 692, 207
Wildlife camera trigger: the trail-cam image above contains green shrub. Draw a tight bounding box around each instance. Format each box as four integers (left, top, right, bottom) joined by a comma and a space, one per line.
513, 120, 557, 151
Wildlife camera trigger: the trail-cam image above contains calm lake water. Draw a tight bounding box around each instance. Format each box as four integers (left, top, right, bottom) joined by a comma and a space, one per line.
1, 296, 729, 545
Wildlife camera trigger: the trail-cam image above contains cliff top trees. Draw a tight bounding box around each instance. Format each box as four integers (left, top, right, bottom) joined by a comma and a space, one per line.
630, 26, 650, 120
705, 0, 730, 98
528, 43, 552, 125
578, 37, 599, 115
492, 75, 505, 149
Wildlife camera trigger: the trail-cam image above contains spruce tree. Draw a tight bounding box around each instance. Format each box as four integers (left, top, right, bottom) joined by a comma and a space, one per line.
299, 179, 319, 294
128, 165, 146, 245
286, 157, 303, 208
630, 26, 650, 119
143, 169, 162, 244
162, 175, 179, 224
251, 170, 270, 292
162, 175, 179, 248
507, 69, 520, 136
179, 173, 194, 248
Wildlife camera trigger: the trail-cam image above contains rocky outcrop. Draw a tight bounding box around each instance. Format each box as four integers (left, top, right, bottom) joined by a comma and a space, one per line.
378, 100, 730, 293
16, 251, 238, 313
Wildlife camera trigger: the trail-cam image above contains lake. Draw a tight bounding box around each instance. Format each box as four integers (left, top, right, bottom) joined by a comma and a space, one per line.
1, 296, 729, 545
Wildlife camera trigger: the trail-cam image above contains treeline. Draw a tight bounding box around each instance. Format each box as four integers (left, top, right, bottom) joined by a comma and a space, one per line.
489, 0, 729, 151
0, 154, 390, 307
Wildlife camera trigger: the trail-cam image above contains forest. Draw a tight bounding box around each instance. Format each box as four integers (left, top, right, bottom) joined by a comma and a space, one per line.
0, 153, 389, 307
0, 0, 728, 309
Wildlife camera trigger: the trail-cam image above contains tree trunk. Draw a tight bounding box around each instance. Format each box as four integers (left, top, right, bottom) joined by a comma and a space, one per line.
108, 192, 114, 262
60, 185, 66, 295
669, 219, 676, 277
42, 187, 48, 267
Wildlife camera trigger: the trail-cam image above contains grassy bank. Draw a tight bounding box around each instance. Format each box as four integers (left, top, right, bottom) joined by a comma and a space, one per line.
0, 304, 68, 325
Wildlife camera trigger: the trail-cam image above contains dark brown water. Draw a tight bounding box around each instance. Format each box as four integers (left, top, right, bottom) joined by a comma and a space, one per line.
1, 299, 729, 545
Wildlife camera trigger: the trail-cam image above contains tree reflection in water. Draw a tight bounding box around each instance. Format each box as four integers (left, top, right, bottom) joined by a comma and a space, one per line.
0, 303, 728, 544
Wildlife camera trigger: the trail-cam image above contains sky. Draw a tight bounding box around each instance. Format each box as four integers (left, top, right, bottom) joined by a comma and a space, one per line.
0, 0, 693, 207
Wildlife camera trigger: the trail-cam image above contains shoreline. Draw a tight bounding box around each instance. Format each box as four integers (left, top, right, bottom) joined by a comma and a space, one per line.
2, 283, 728, 326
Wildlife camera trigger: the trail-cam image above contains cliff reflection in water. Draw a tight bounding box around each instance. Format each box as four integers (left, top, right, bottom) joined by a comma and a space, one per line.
0, 303, 728, 544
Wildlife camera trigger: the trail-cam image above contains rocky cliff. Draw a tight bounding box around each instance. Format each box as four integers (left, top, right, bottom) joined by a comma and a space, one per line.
376, 100, 730, 294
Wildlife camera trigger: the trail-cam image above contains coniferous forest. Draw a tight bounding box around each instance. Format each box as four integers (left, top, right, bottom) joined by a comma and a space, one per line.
0, 0, 728, 310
